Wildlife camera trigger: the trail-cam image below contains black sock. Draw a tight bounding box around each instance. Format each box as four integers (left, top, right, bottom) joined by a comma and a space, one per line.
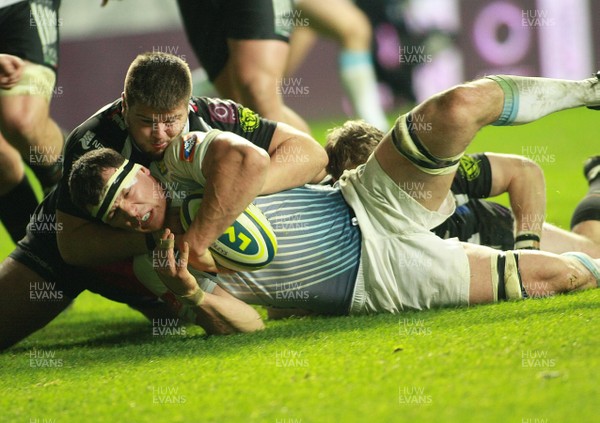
0, 176, 38, 243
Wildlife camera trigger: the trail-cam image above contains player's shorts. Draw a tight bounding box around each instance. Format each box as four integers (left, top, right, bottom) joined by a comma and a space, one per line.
10, 231, 161, 309
433, 199, 514, 250
338, 154, 471, 314
177, 0, 293, 80
0, 0, 60, 71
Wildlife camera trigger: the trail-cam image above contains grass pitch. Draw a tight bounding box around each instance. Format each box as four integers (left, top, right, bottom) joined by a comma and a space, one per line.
1, 108, 599, 422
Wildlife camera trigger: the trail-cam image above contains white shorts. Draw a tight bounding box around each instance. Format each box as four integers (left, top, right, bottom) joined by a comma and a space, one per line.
338, 154, 471, 314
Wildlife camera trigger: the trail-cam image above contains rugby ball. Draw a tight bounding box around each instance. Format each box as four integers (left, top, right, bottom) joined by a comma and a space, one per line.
180, 191, 277, 272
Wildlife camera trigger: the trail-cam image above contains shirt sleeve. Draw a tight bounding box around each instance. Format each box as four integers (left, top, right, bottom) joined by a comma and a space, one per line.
451, 153, 493, 199
160, 129, 223, 188
192, 97, 276, 152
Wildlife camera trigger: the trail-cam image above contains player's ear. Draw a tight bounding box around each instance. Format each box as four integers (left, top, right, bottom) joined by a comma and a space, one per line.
121, 93, 128, 114
139, 166, 151, 176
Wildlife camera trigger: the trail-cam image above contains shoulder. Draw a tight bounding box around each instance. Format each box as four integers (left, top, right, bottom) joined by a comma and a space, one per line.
65, 99, 129, 158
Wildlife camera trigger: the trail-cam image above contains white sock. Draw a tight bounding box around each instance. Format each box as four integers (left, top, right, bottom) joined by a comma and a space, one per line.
339, 50, 388, 130
487, 74, 600, 125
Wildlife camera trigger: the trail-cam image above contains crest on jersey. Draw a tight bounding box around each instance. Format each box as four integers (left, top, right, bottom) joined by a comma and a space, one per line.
238, 106, 260, 132
458, 155, 481, 181
208, 101, 237, 124
179, 134, 198, 162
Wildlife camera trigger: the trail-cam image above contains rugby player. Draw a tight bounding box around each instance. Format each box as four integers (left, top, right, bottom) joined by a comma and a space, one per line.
0, 51, 326, 350
70, 80, 600, 317
0, 0, 64, 243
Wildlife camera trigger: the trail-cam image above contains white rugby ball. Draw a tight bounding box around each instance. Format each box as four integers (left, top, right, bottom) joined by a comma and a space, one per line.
180, 191, 277, 272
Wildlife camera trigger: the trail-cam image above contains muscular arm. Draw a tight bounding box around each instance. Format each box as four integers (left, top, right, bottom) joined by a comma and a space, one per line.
56, 210, 149, 266
486, 153, 546, 241
181, 132, 270, 270
262, 122, 328, 194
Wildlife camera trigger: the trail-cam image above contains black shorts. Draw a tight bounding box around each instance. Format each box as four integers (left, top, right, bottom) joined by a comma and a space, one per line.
433, 199, 515, 250
177, 0, 293, 79
10, 231, 161, 308
0, 0, 61, 70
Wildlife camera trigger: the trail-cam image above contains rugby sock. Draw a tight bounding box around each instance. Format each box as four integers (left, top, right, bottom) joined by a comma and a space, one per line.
487, 74, 600, 125
561, 252, 600, 287
0, 176, 38, 243
339, 50, 388, 130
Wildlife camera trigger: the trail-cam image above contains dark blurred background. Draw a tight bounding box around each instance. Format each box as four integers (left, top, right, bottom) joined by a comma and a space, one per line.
54, 0, 598, 131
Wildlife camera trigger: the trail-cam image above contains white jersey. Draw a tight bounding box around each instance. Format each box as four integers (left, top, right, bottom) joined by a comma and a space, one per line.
145, 131, 362, 314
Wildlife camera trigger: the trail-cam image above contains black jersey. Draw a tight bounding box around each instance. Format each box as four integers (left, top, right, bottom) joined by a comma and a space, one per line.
432, 153, 515, 249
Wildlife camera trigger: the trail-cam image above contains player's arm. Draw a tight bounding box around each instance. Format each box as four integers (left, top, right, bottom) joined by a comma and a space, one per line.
198, 98, 327, 192
196, 286, 265, 334
261, 122, 328, 194
56, 210, 153, 266
170, 131, 270, 271
486, 153, 546, 249
156, 231, 264, 334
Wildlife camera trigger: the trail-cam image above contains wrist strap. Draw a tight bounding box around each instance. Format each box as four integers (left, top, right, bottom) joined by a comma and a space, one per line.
176, 287, 205, 306
515, 232, 540, 250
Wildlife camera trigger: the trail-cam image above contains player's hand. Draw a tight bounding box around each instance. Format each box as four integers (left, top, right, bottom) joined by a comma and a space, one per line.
183, 242, 220, 274
154, 228, 199, 296
0, 54, 25, 89
180, 233, 234, 274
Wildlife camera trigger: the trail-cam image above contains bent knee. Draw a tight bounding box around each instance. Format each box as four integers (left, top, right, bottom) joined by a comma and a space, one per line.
0, 103, 47, 144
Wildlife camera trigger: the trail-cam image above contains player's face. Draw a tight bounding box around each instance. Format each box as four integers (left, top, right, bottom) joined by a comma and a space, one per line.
124, 101, 189, 161
99, 166, 167, 233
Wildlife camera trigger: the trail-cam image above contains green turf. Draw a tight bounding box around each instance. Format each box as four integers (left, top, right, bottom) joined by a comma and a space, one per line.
1, 108, 599, 422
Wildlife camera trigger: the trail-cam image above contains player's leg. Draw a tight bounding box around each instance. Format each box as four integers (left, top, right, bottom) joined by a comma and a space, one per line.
285, 25, 318, 77
218, 0, 310, 133
373, 78, 504, 213
540, 222, 600, 257
464, 243, 598, 304
0, 257, 72, 351
374, 74, 600, 213
218, 38, 311, 133
294, 0, 388, 129
571, 155, 600, 244
0, 0, 64, 192
0, 76, 64, 190
0, 134, 38, 243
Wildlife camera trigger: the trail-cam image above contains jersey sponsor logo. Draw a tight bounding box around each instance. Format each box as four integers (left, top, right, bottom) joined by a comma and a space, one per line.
179, 134, 198, 162
155, 160, 168, 177
238, 106, 260, 132
80, 131, 103, 151
108, 109, 127, 131
208, 102, 237, 124
458, 155, 481, 181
